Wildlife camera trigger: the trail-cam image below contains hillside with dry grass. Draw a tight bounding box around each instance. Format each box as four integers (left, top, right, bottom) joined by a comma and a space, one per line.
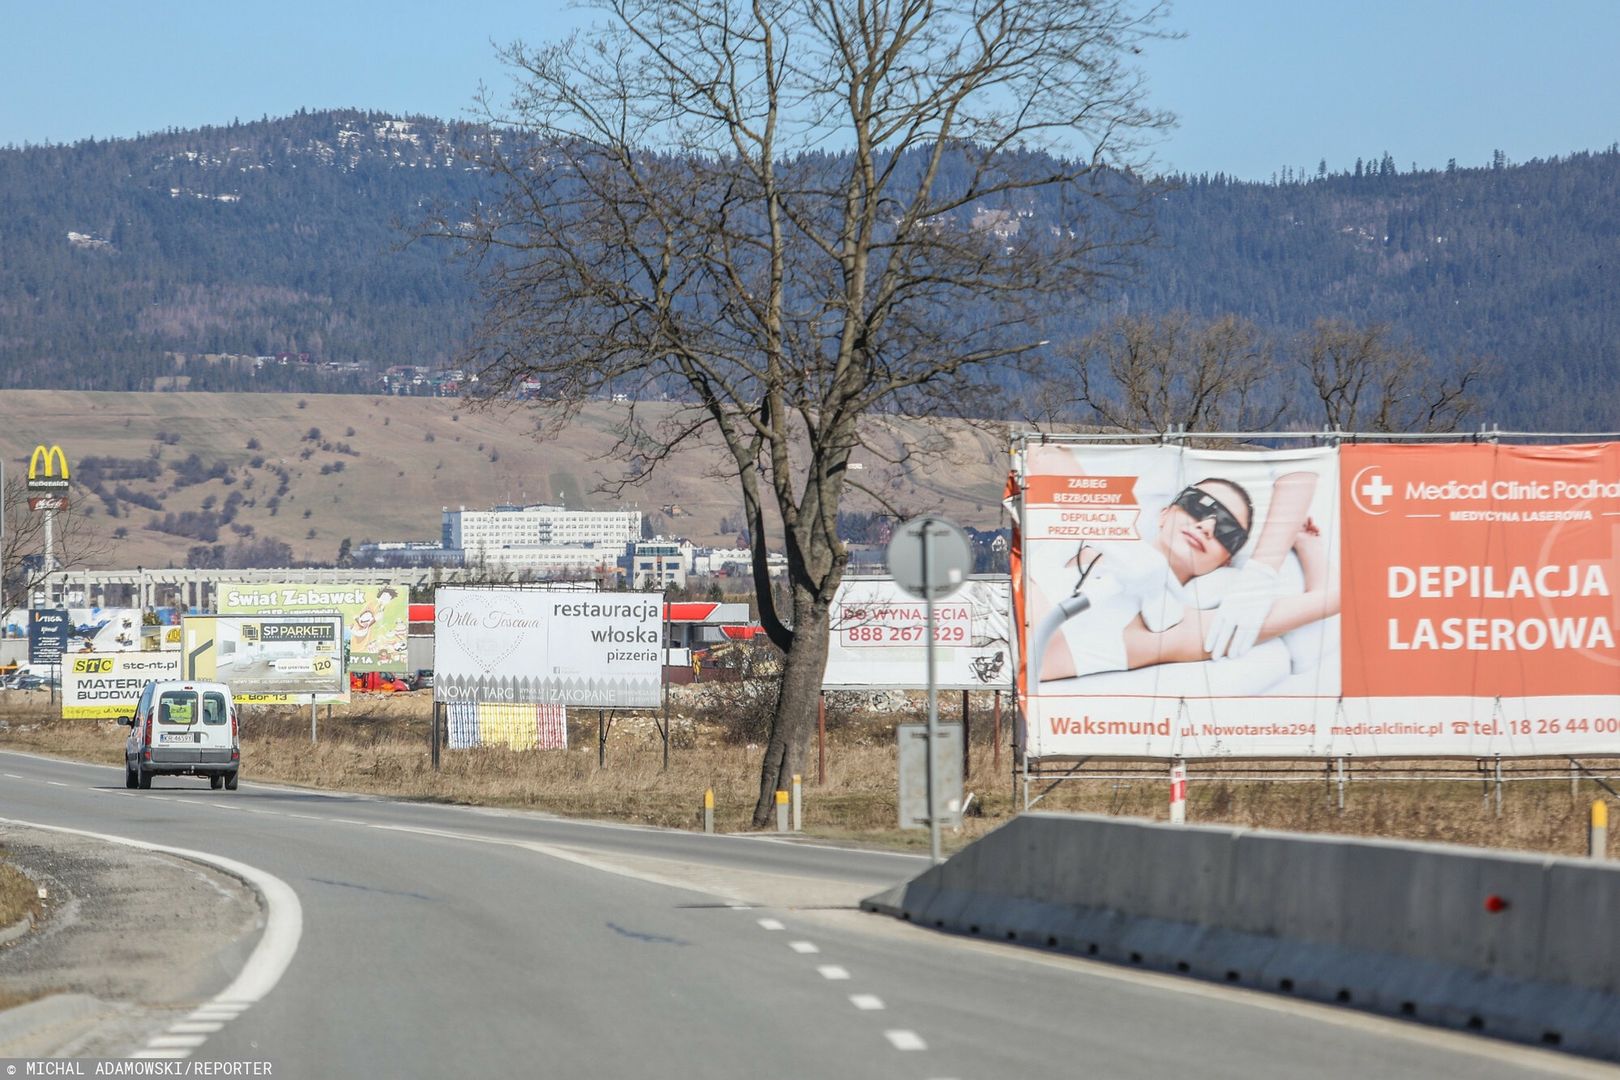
0, 390, 1012, 571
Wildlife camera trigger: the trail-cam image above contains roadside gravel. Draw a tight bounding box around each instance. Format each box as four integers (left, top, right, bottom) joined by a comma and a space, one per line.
0, 824, 262, 1056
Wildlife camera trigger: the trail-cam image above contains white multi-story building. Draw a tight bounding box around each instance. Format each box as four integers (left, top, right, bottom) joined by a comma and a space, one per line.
456, 545, 621, 576
442, 504, 643, 558
622, 539, 693, 589
690, 546, 788, 578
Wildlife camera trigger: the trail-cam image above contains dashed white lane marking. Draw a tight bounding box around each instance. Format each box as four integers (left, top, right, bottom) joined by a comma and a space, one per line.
789, 941, 820, 954
130, 1050, 191, 1060
725, 902, 752, 909
757, 918, 785, 931
817, 965, 851, 980
3, 774, 21, 779
885, 1030, 927, 1051
148, 1035, 208, 1048
168, 1022, 225, 1033
850, 994, 885, 1011
45, 781, 68, 787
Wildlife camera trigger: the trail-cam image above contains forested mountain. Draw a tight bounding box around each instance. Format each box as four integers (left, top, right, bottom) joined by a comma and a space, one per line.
1, 109, 1616, 427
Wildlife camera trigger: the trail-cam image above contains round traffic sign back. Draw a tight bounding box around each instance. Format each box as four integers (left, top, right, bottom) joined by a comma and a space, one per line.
886, 516, 973, 600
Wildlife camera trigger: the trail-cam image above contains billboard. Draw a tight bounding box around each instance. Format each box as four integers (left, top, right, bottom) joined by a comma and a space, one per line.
62, 652, 181, 719
1018, 440, 1620, 759
433, 588, 662, 707
181, 614, 345, 698
218, 583, 407, 673
29, 609, 68, 665
65, 607, 142, 653
823, 578, 1013, 690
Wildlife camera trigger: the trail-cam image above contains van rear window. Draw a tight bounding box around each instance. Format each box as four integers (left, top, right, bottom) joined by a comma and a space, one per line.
202, 692, 228, 725
158, 691, 196, 725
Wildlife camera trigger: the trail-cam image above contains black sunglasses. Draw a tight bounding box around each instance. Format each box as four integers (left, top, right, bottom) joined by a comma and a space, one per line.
1170, 486, 1249, 555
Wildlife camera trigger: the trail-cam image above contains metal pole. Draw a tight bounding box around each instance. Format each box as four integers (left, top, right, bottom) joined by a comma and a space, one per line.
310, 694, 317, 744
1495, 755, 1503, 817
923, 518, 941, 865
598, 709, 606, 769
1336, 757, 1346, 813
431, 702, 441, 771
992, 690, 1001, 773
662, 605, 670, 771
962, 689, 971, 781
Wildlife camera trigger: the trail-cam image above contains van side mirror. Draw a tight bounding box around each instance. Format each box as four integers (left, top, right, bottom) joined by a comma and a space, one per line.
117, 716, 133, 727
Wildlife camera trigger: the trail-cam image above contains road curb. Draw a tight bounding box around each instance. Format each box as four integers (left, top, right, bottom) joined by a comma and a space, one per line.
0, 910, 34, 947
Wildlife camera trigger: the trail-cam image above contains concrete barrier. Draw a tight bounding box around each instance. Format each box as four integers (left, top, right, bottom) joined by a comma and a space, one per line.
862, 813, 1620, 1060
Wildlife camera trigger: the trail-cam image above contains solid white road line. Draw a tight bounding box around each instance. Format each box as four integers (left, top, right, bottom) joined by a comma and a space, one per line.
0, 814, 304, 1055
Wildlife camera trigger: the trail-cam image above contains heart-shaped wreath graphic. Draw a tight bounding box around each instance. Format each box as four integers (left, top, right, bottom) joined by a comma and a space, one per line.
438, 592, 532, 674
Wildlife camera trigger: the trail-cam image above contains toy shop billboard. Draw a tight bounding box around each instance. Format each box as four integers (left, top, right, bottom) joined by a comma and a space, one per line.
1017, 439, 1620, 759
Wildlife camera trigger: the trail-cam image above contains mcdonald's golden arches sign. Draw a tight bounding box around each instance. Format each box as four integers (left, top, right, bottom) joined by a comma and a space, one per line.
26, 444, 70, 492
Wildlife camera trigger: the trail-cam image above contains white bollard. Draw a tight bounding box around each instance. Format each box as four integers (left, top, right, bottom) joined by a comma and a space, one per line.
703, 788, 714, 835
1592, 800, 1609, 860
775, 790, 789, 833
1169, 761, 1187, 825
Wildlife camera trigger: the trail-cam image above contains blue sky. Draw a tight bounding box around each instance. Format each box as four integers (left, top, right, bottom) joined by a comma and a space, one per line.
4, 1, 1616, 180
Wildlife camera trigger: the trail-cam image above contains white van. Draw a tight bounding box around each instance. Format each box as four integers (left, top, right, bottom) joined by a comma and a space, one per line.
120, 680, 239, 790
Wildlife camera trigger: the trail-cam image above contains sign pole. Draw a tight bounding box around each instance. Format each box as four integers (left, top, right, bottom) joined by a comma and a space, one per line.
923, 518, 941, 865
662, 600, 670, 771
311, 693, 318, 744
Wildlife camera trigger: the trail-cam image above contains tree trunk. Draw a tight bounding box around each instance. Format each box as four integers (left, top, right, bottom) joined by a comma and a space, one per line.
752, 593, 831, 826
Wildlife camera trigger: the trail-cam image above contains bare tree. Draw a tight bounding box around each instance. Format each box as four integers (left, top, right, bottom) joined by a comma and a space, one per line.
1, 476, 114, 611
1293, 318, 1485, 433
1062, 312, 1286, 434
441, 0, 1171, 823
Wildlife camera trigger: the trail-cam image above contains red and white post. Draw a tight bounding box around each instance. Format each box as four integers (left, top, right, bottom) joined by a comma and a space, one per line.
1169, 760, 1188, 824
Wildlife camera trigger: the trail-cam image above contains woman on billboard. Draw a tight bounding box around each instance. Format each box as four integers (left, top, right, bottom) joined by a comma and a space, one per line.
1032, 470, 1340, 684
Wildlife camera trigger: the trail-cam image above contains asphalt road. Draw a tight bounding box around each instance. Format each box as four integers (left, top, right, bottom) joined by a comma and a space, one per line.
0, 748, 1610, 1080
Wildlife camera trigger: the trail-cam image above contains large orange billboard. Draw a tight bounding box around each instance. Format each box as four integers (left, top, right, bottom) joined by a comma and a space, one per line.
1017, 440, 1620, 758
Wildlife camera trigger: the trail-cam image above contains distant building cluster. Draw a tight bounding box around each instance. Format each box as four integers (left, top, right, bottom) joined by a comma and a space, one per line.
380, 365, 472, 396
353, 503, 789, 586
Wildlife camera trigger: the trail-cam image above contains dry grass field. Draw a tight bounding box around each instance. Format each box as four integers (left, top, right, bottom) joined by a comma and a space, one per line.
0, 390, 1010, 570
0, 849, 42, 1009
1, 688, 1612, 859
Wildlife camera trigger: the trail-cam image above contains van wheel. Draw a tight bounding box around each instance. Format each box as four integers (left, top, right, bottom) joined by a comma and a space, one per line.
224, 771, 239, 791
210, 774, 224, 790
125, 762, 138, 789
137, 766, 152, 790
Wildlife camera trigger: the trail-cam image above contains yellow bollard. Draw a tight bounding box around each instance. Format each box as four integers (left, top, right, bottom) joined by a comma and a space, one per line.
703, 788, 715, 835
1592, 800, 1609, 860
775, 789, 789, 833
